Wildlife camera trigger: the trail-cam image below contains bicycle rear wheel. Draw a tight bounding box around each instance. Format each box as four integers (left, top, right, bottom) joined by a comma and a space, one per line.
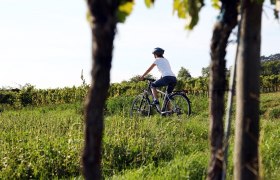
130, 94, 151, 118
164, 92, 191, 118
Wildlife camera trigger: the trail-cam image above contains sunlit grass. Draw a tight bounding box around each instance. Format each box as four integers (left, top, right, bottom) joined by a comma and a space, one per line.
0, 92, 279, 179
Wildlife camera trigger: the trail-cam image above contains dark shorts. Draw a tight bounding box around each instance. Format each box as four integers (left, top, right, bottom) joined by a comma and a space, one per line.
151, 76, 177, 94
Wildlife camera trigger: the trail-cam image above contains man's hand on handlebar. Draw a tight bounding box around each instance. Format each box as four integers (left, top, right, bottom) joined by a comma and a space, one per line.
139, 76, 144, 81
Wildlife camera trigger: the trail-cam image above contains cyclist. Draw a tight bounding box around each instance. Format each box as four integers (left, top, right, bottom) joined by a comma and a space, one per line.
140, 47, 177, 105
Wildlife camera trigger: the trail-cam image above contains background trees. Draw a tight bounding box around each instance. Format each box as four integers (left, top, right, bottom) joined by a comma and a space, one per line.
177, 67, 192, 81
201, 66, 210, 77
261, 60, 280, 76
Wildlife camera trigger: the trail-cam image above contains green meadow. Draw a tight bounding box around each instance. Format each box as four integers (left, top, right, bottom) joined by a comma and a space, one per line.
0, 92, 279, 179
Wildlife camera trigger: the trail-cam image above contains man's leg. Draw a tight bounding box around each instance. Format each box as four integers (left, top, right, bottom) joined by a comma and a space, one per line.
152, 87, 158, 100
151, 79, 165, 103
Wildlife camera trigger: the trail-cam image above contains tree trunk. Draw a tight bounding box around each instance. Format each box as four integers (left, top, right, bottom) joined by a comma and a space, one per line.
82, 1, 119, 179
207, 1, 238, 179
234, 0, 262, 179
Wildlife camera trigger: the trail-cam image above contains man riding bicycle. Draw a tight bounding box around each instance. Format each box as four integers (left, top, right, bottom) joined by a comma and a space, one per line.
140, 47, 177, 105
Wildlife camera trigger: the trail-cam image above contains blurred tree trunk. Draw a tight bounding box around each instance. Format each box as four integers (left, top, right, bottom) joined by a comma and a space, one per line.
207, 1, 238, 179
234, 0, 262, 179
82, 0, 119, 179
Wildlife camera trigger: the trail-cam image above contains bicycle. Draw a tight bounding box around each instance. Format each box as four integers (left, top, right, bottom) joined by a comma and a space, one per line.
130, 78, 191, 118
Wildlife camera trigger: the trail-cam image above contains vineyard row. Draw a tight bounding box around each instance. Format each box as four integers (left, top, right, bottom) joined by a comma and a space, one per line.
0, 75, 279, 108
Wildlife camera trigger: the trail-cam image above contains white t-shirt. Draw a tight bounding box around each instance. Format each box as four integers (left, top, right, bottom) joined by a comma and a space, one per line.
153, 58, 175, 77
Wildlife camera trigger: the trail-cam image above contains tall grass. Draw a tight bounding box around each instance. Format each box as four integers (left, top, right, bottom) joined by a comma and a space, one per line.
0, 92, 279, 179
103, 115, 209, 178
0, 104, 83, 179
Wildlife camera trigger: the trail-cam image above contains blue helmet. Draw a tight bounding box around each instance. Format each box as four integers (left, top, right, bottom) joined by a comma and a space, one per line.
152, 47, 164, 56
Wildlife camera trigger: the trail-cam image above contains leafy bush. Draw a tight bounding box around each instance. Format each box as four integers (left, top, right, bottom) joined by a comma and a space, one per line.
0, 91, 18, 105
19, 84, 35, 106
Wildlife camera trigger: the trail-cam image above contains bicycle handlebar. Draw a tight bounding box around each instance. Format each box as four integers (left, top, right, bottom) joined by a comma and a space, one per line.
143, 77, 156, 82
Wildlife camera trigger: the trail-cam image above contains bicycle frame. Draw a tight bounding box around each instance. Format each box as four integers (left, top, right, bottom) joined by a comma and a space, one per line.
146, 80, 173, 115
130, 78, 191, 118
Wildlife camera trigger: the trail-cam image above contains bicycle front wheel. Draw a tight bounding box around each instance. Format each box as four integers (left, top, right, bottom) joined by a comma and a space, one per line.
164, 92, 191, 118
130, 94, 151, 118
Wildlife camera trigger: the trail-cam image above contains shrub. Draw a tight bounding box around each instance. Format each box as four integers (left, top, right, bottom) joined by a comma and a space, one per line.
0, 91, 18, 105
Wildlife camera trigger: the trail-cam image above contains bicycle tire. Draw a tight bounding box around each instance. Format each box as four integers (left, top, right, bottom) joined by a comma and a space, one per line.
164, 92, 191, 117
130, 94, 151, 118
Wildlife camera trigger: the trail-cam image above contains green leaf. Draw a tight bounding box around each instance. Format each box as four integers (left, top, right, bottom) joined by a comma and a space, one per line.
173, 0, 204, 30
119, 2, 134, 14
211, 0, 220, 9
212, 3, 220, 9
145, 0, 155, 8
173, 0, 186, 19
117, 1, 135, 23
173, 0, 180, 10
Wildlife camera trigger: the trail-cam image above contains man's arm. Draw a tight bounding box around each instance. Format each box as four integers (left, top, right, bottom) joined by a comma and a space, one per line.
140, 63, 156, 80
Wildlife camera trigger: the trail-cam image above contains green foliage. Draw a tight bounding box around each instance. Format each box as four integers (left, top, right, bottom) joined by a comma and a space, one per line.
0, 90, 18, 106
111, 153, 208, 179
144, 0, 155, 8
109, 81, 146, 97
260, 74, 280, 92
177, 67, 192, 81
117, 1, 135, 23
0, 92, 280, 178
129, 75, 142, 82
269, 108, 280, 119
102, 115, 209, 177
173, 0, 204, 29
261, 60, 280, 76
19, 84, 35, 106
1, 73, 279, 111
261, 92, 280, 119
0, 106, 83, 179
260, 119, 280, 179
0, 85, 89, 110
187, 94, 208, 117
105, 96, 134, 116
201, 66, 210, 77
211, 0, 221, 9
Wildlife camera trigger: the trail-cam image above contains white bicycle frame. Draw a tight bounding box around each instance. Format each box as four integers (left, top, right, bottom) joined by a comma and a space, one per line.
149, 86, 173, 115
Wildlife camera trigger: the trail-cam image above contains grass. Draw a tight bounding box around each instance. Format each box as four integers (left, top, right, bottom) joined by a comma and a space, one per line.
0, 104, 83, 179
0, 92, 279, 179
103, 115, 209, 178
